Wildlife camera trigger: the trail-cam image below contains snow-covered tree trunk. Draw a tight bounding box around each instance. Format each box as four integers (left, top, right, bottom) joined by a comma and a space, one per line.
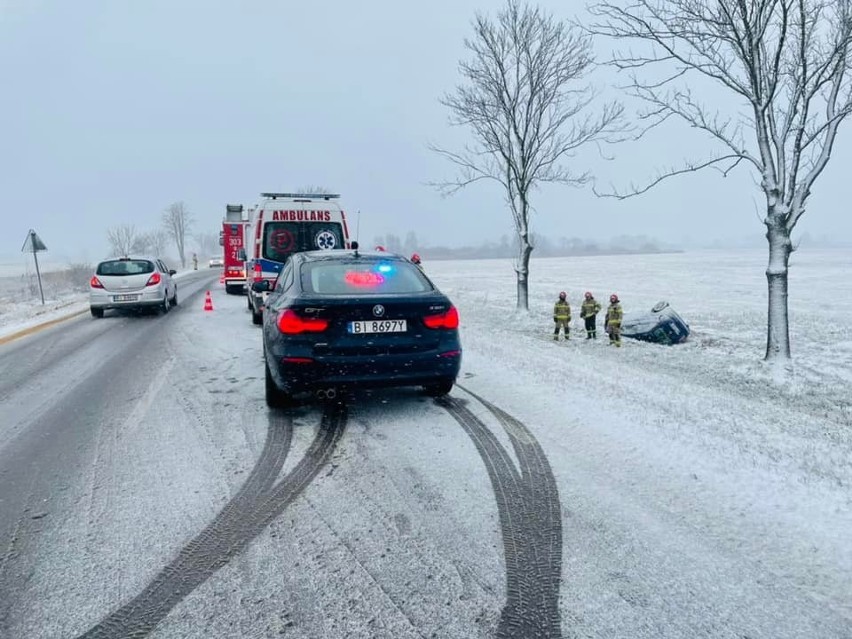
513, 193, 534, 311
516, 234, 533, 311
765, 212, 793, 361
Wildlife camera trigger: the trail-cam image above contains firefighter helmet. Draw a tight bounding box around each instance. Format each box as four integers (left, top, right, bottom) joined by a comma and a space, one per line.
610, 293, 619, 303
411, 253, 421, 264
559, 291, 567, 300
584, 291, 592, 299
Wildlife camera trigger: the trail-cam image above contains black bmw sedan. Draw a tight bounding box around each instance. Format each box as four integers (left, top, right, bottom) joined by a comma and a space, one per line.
256, 250, 462, 407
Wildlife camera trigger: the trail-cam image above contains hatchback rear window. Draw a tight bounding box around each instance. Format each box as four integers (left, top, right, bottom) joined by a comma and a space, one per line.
96, 260, 155, 276
302, 260, 432, 295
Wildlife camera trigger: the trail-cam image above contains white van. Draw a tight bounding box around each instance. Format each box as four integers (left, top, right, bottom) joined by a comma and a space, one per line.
242, 193, 352, 324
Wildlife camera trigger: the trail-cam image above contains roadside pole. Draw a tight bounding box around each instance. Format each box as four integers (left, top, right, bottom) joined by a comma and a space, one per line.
21, 229, 48, 305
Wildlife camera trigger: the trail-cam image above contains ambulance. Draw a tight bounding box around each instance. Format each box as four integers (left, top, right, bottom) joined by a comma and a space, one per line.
221, 204, 249, 294
242, 192, 352, 324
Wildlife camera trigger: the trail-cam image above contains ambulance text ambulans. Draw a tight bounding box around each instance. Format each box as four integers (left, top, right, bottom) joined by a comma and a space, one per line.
242, 192, 351, 324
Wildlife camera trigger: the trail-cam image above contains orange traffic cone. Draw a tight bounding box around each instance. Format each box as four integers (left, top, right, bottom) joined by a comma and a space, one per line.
203, 291, 214, 312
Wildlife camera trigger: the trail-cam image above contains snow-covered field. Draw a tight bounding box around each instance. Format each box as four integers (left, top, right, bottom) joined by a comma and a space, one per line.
436, 248, 852, 478
2, 248, 850, 638
6, 247, 850, 486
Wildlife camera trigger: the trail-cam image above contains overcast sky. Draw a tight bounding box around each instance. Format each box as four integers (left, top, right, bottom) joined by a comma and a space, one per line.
2, 0, 850, 263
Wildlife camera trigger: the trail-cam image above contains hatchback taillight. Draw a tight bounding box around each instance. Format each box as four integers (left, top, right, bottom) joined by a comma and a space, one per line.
146, 272, 162, 286
423, 306, 459, 329
90, 276, 104, 289
277, 309, 329, 334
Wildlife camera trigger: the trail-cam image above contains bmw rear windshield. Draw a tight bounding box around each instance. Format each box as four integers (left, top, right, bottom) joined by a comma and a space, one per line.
301, 259, 432, 295
262, 222, 345, 262
96, 260, 155, 276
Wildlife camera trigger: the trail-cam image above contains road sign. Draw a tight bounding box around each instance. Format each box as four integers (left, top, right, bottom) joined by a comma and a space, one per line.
21, 229, 47, 304
21, 229, 47, 253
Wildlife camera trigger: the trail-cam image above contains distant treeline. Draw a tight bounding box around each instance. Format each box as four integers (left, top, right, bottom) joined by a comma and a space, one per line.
372, 232, 681, 260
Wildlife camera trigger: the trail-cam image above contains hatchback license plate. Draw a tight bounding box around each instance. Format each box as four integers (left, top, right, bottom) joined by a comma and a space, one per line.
113, 294, 138, 302
349, 319, 407, 334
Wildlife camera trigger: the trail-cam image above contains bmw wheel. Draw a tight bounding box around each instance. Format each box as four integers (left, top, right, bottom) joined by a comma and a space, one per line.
265, 360, 293, 408
424, 378, 454, 397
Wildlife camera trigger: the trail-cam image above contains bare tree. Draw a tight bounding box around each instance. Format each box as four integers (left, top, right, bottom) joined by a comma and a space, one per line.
148, 229, 169, 258
589, 0, 852, 362
132, 229, 170, 257
131, 233, 149, 255
162, 202, 193, 268
403, 231, 419, 255
106, 224, 137, 257
194, 232, 219, 258
295, 185, 337, 195
430, 0, 623, 310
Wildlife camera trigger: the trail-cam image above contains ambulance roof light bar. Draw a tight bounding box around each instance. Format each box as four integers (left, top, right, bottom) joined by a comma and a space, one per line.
260, 192, 340, 200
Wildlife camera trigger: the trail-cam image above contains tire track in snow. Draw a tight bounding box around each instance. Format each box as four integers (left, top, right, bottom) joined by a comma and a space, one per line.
77, 404, 347, 639
440, 389, 563, 639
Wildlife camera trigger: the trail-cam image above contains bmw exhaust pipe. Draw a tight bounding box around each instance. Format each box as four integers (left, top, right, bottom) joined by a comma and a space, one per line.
315, 388, 337, 400
316, 389, 327, 399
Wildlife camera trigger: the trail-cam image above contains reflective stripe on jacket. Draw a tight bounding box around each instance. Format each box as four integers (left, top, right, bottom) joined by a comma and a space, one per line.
605, 302, 623, 326
581, 299, 601, 318
553, 300, 571, 322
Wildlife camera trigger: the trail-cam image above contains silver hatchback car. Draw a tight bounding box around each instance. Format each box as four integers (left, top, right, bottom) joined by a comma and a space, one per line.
89, 256, 178, 318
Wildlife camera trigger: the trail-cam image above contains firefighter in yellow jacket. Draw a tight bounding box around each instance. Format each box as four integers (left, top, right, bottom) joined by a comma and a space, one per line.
553, 291, 571, 340
605, 293, 623, 347
580, 291, 602, 339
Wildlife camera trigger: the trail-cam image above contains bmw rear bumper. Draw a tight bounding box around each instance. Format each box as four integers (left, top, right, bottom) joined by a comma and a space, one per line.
268, 350, 462, 394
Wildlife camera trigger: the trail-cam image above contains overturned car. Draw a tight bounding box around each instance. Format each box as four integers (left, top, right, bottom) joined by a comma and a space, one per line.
621, 301, 690, 345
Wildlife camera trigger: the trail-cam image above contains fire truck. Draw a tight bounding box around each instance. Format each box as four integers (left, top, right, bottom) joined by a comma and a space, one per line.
220, 204, 249, 294
241, 192, 351, 324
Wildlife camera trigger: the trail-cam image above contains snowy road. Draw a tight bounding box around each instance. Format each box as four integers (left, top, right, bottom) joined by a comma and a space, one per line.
0, 252, 850, 638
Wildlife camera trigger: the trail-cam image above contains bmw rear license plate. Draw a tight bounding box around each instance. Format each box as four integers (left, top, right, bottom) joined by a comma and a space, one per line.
348, 319, 407, 334
113, 294, 138, 302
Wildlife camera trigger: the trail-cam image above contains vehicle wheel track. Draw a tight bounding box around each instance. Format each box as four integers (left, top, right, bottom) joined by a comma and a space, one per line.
440, 389, 563, 639
465, 388, 563, 637
76, 405, 347, 639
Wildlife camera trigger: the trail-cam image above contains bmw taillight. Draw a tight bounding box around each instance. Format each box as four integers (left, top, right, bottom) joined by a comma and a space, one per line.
90, 276, 104, 289
423, 306, 459, 329
277, 309, 329, 334
146, 272, 161, 286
